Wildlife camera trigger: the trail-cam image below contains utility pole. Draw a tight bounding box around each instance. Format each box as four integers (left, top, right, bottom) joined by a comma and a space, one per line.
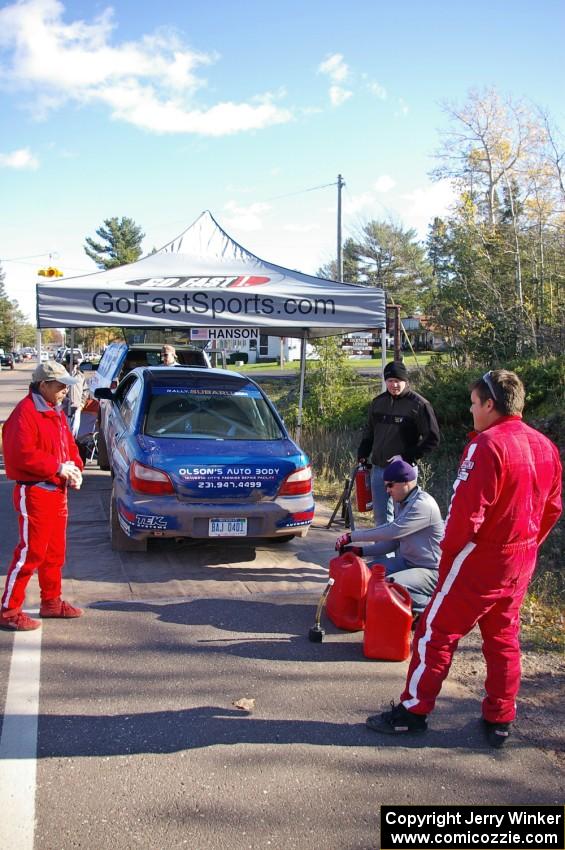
337, 174, 345, 281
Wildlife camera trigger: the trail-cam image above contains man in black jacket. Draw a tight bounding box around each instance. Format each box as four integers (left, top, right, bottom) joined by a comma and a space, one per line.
357, 361, 440, 525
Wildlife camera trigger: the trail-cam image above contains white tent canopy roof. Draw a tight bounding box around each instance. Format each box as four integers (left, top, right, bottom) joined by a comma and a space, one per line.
36, 211, 385, 337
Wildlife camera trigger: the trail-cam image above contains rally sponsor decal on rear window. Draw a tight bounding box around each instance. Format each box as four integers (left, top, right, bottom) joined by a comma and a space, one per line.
152, 386, 261, 398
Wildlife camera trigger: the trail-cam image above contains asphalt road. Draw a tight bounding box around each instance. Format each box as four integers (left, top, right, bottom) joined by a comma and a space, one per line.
0, 363, 563, 850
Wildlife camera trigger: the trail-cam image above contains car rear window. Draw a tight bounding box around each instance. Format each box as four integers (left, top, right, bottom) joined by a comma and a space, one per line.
145, 383, 284, 441
123, 349, 207, 373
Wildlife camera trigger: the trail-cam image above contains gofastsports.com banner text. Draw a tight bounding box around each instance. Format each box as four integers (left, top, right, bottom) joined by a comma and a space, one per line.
90, 290, 336, 320
381, 805, 564, 850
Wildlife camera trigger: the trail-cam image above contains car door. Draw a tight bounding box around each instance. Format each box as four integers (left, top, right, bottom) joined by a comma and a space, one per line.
105, 374, 144, 480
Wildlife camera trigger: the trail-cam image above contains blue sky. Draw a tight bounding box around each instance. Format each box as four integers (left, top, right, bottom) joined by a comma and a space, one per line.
1, 0, 563, 320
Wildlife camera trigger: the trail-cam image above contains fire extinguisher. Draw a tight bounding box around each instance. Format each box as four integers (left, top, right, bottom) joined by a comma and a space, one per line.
355, 463, 373, 512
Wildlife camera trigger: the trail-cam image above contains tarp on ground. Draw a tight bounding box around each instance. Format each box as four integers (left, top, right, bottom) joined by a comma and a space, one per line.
36, 211, 385, 337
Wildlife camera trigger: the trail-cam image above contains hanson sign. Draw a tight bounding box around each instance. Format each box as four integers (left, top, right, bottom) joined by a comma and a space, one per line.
190, 328, 260, 341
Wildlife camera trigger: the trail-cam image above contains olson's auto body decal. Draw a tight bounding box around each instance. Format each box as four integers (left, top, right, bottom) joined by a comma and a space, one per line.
179, 464, 281, 492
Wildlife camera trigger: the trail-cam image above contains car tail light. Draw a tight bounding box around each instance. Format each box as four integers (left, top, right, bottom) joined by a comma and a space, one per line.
130, 461, 174, 495
278, 465, 312, 496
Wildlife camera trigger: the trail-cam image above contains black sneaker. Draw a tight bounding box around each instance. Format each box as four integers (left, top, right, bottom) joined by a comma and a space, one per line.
366, 702, 428, 735
482, 718, 512, 748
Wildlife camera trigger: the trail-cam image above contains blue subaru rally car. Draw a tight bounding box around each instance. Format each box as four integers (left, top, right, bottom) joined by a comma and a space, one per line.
94, 367, 314, 551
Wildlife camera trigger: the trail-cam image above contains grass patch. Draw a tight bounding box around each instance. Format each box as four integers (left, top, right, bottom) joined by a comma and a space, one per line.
226, 351, 444, 375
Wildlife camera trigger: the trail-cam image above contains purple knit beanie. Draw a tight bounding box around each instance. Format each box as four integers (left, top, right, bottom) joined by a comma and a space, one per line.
383, 459, 417, 483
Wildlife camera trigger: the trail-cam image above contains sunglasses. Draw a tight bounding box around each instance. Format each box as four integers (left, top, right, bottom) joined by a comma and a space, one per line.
482, 370, 498, 400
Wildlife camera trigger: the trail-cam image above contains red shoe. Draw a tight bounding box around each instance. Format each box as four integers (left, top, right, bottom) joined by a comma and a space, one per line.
40, 599, 84, 619
0, 609, 42, 631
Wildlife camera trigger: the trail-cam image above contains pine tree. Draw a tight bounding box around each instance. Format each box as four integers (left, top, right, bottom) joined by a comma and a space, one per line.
84, 217, 145, 269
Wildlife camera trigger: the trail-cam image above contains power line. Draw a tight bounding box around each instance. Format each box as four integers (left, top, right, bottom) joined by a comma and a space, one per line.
1, 252, 54, 263
260, 180, 338, 203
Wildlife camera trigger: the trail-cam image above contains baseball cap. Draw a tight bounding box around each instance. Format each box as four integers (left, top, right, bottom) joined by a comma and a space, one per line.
383, 459, 417, 483
32, 360, 80, 385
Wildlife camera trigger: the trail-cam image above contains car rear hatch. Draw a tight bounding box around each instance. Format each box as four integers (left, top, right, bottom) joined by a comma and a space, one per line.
136, 435, 304, 502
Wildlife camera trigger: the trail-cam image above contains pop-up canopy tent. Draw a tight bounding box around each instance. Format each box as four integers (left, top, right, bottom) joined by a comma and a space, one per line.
36, 210, 385, 334
36, 211, 386, 433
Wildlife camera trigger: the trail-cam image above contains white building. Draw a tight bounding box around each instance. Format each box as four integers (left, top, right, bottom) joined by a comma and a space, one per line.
189, 328, 316, 364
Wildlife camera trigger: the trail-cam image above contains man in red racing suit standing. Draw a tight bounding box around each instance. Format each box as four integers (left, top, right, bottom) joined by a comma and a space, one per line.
365, 369, 562, 747
0, 360, 85, 631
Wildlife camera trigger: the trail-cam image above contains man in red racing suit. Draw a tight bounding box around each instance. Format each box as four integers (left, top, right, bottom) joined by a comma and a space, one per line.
0, 361, 85, 631
365, 369, 562, 746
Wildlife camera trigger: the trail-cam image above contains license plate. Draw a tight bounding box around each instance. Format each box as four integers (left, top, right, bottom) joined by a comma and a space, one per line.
209, 518, 248, 537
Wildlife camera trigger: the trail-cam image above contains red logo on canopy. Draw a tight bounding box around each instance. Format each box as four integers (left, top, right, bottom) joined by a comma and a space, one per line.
227, 276, 270, 288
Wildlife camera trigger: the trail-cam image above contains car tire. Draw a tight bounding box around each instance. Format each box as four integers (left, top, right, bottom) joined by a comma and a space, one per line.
97, 429, 110, 470
110, 489, 147, 552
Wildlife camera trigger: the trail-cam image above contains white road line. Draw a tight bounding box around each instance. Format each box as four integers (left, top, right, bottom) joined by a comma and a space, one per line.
0, 615, 42, 849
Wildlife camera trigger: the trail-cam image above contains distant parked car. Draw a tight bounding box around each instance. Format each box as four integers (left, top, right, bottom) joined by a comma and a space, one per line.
60, 347, 84, 363
0, 353, 14, 370
94, 366, 314, 551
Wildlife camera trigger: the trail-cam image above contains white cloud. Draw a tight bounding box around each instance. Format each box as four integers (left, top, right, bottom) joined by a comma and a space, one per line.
373, 175, 395, 193
223, 201, 272, 232
0, 0, 292, 135
329, 85, 352, 107
318, 53, 352, 107
368, 80, 387, 100
317, 53, 349, 82
0, 147, 39, 169
400, 180, 456, 235
341, 179, 457, 238
343, 191, 376, 215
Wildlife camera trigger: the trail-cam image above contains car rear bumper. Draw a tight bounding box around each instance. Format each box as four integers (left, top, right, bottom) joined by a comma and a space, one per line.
114, 492, 315, 541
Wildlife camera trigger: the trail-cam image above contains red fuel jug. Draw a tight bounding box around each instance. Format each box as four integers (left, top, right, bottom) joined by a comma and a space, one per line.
363, 565, 413, 661
355, 464, 373, 513
326, 552, 372, 631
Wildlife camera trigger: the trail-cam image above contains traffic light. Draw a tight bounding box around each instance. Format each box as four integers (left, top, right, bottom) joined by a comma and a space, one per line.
38, 266, 63, 278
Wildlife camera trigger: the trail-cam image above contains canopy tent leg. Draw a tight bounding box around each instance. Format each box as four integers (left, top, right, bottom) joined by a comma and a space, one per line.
381, 327, 387, 392
295, 332, 307, 445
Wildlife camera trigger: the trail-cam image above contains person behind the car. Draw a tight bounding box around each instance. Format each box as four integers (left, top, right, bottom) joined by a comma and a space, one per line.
0, 361, 84, 631
63, 353, 88, 437
161, 344, 179, 366
357, 360, 440, 526
335, 459, 443, 615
